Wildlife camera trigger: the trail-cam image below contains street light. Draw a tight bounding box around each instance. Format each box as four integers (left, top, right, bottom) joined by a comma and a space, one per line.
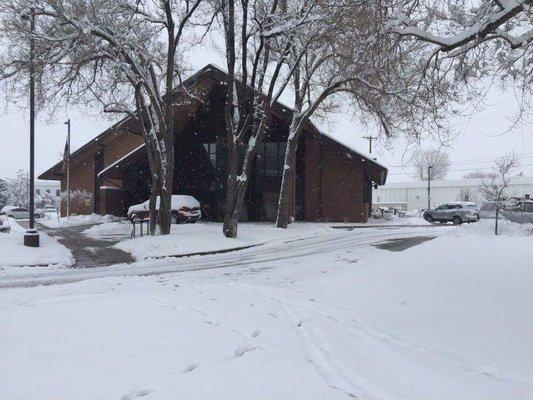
427, 165, 433, 210
22, 8, 39, 247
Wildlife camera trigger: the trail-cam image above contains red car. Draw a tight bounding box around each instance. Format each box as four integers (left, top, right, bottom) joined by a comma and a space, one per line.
127, 195, 201, 224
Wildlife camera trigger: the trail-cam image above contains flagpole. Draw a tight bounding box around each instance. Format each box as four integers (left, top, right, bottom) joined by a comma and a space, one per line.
65, 119, 71, 218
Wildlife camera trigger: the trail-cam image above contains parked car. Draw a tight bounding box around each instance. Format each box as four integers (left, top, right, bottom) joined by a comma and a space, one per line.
478, 201, 498, 220
480, 200, 533, 224
127, 195, 201, 224
34, 208, 46, 219
1, 205, 45, 219
423, 202, 479, 225
0, 211, 10, 233
1, 206, 30, 219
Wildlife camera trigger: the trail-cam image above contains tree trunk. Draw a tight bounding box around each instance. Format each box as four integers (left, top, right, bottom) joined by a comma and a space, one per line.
225, 179, 248, 238
276, 135, 299, 228
149, 177, 158, 235
223, 143, 240, 237
276, 115, 302, 228
159, 134, 174, 235
495, 205, 499, 236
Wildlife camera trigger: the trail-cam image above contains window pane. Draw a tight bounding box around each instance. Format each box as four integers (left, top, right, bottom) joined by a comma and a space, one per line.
265, 156, 277, 176
265, 142, 277, 157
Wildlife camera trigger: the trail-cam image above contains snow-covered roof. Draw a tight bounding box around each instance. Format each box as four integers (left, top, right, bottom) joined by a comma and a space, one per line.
98, 144, 145, 178
41, 64, 387, 184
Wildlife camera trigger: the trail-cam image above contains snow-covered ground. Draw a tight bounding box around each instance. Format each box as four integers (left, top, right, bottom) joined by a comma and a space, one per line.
0, 219, 74, 268
39, 213, 122, 228
1, 221, 531, 400
113, 222, 355, 259
82, 218, 431, 260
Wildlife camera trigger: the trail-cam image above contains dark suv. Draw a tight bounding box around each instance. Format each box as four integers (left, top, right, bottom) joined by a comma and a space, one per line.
423, 202, 479, 225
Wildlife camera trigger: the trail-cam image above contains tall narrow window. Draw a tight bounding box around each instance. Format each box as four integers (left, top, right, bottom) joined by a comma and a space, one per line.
203, 143, 216, 168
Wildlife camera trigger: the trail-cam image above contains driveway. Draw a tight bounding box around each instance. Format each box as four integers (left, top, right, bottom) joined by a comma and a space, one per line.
1, 225, 449, 289
18, 220, 134, 268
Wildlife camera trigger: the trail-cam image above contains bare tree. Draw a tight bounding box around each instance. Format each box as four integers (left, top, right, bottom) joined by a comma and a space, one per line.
275, 0, 458, 228
0, 0, 207, 235
480, 152, 521, 235
5, 170, 30, 208
413, 148, 450, 181
463, 171, 497, 180
394, 0, 532, 126
217, 0, 316, 237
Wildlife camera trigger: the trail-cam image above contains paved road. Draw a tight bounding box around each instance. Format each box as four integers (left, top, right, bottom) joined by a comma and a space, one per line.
18, 220, 134, 267
0, 226, 449, 289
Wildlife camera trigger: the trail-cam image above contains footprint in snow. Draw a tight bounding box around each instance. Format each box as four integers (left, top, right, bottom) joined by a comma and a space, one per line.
182, 364, 200, 373
234, 345, 257, 358
251, 329, 262, 338
120, 389, 152, 400
267, 312, 278, 319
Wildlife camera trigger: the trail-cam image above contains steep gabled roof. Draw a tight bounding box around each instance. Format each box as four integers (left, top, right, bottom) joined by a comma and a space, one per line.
40, 64, 387, 184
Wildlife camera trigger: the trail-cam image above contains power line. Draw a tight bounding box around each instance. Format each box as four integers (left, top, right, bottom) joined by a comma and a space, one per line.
387, 153, 533, 169
388, 163, 533, 176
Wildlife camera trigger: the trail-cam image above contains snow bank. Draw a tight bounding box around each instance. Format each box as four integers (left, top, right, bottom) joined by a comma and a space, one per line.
114, 222, 335, 260
2, 227, 532, 400
450, 218, 533, 237
40, 213, 122, 228
0, 219, 74, 267
83, 221, 131, 238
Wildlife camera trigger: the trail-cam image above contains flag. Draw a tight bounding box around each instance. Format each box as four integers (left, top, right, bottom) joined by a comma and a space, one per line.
62, 134, 70, 173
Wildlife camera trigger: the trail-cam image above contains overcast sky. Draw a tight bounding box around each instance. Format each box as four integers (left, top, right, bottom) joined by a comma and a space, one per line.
1, 43, 531, 184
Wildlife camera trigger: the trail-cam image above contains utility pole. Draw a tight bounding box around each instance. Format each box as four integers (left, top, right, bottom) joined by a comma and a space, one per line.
64, 119, 71, 218
362, 135, 378, 154
23, 8, 39, 247
427, 165, 433, 210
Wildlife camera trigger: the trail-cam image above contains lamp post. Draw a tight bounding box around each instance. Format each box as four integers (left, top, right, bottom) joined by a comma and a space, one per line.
427, 165, 433, 210
64, 119, 71, 218
23, 8, 39, 247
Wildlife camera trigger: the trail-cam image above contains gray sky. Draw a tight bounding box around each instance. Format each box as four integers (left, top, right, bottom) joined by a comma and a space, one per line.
1, 45, 531, 183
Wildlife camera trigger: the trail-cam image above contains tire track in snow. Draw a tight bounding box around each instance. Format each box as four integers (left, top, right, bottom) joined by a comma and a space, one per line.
0, 228, 446, 289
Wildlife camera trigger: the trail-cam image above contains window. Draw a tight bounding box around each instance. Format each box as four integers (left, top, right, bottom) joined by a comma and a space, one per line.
524, 203, 533, 213
46, 189, 50, 194
446, 205, 458, 210
256, 141, 286, 193
56, 190, 61, 197
36, 189, 40, 195
203, 143, 216, 168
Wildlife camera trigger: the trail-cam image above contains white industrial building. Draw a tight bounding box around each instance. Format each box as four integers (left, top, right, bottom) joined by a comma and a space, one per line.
373, 176, 533, 211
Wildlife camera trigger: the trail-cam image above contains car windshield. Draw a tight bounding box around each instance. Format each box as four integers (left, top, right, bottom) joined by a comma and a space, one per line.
466, 205, 477, 210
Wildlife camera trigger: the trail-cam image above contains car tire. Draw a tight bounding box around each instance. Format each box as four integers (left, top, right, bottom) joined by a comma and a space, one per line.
424, 214, 434, 223
452, 216, 462, 225
171, 215, 179, 224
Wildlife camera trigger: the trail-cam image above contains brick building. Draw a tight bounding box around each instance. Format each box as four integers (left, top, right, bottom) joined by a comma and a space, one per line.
39, 65, 387, 223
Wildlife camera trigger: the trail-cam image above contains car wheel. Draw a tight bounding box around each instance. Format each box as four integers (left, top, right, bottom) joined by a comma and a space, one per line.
452, 216, 462, 225
171, 215, 179, 224
424, 214, 434, 223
